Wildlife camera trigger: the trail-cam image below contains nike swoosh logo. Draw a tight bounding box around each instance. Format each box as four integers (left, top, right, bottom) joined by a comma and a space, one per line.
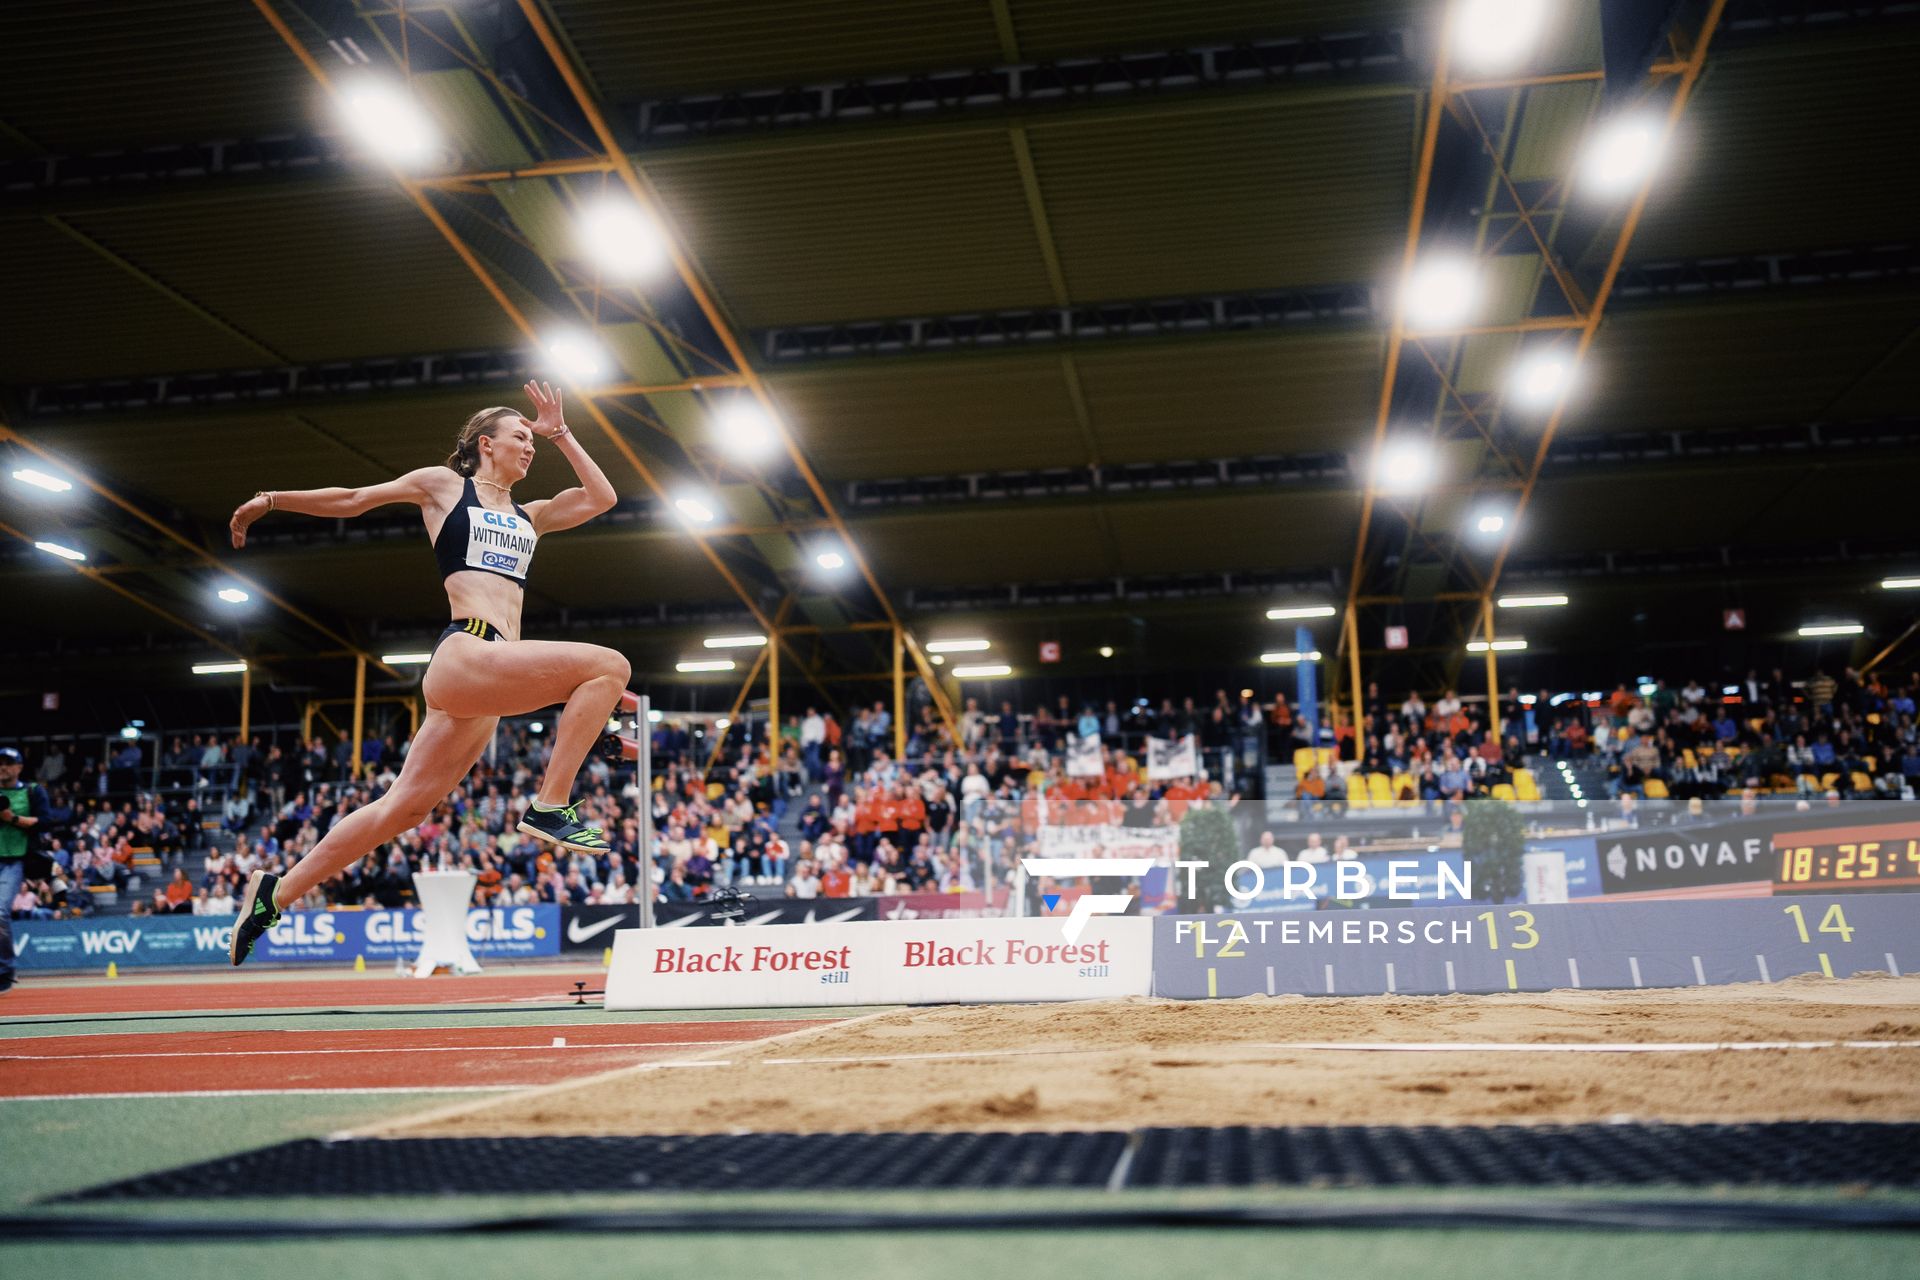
566, 915, 626, 944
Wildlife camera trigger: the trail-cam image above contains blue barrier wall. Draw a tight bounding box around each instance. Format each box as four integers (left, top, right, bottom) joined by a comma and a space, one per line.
13, 905, 561, 970
1153, 894, 1918, 998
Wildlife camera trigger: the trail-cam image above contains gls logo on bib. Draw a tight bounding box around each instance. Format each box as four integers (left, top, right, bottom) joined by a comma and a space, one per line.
463, 506, 536, 580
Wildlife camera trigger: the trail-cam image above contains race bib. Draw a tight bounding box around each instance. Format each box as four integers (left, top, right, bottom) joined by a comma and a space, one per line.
463, 506, 536, 580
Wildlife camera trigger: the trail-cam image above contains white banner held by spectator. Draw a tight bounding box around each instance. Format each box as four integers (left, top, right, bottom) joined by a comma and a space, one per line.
1037, 823, 1175, 862
1146, 734, 1199, 780
1066, 733, 1104, 778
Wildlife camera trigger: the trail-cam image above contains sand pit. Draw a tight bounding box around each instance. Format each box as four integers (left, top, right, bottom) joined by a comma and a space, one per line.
383, 975, 1920, 1137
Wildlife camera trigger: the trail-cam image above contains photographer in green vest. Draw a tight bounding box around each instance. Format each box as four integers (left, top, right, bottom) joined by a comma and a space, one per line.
0, 747, 51, 995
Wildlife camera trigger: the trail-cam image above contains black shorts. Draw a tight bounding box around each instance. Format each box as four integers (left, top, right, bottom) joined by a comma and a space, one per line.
434, 617, 504, 654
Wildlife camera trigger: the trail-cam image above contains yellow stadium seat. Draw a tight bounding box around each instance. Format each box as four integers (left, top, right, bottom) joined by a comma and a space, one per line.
1391, 773, 1418, 807
1492, 783, 1517, 802
1643, 778, 1670, 799
1346, 783, 1370, 810
1851, 771, 1874, 794
1368, 772, 1394, 806
1513, 768, 1540, 802
1315, 748, 1335, 768
1291, 748, 1314, 774
1681, 749, 1699, 770
1820, 772, 1841, 792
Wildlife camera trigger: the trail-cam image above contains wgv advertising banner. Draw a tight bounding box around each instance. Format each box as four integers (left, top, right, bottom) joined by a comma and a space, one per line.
12, 905, 560, 970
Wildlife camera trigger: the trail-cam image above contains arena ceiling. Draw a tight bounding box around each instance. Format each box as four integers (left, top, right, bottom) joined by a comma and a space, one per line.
1, 0, 1916, 711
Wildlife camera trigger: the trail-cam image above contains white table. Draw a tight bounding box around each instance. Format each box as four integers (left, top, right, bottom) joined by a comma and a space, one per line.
409, 869, 482, 977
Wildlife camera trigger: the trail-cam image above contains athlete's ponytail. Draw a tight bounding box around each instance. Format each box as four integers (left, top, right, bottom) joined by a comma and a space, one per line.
447, 406, 518, 476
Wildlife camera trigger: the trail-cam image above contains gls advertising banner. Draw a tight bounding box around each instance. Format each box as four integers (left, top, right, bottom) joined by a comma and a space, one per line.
255, 905, 560, 963
12, 906, 560, 970
607, 915, 1152, 1009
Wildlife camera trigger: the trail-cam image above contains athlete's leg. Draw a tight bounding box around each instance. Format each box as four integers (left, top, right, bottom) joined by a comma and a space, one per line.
272, 709, 498, 909
424, 635, 630, 807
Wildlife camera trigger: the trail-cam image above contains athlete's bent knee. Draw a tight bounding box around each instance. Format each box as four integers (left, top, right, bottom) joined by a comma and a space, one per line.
385, 795, 437, 832
598, 647, 631, 686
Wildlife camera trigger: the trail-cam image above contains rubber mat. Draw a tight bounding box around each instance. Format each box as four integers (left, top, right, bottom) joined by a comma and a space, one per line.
56, 1122, 1920, 1201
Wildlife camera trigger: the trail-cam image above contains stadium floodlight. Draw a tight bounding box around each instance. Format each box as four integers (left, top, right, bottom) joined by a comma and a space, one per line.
34, 540, 86, 562
119, 726, 141, 741
926, 639, 991, 653
1467, 639, 1528, 652
1797, 623, 1863, 638
1375, 439, 1436, 494
1475, 511, 1507, 536
191, 661, 248, 675
381, 652, 433, 666
11, 468, 72, 493
672, 492, 718, 525
575, 196, 668, 280
647, 709, 663, 723
1401, 255, 1480, 330
714, 717, 731, 730
1577, 113, 1665, 199
951, 664, 1012, 678
703, 634, 767, 649
930, 654, 946, 665
815, 548, 847, 571
1507, 348, 1576, 410
1723, 685, 1740, 695
337, 80, 442, 168
1498, 593, 1568, 608
712, 401, 780, 461
546, 331, 610, 383
1098, 646, 1115, 658
1452, 0, 1551, 73
676, 658, 737, 673
216, 586, 250, 605
1882, 577, 1920, 590
1260, 651, 1323, 664
1264, 605, 1336, 620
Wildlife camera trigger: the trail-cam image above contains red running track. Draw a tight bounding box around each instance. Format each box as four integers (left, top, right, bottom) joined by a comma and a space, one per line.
0, 971, 602, 1016
0, 1019, 823, 1097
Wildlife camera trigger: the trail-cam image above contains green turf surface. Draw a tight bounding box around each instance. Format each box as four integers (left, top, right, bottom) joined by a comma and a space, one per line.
5, 1228, 1917, 1280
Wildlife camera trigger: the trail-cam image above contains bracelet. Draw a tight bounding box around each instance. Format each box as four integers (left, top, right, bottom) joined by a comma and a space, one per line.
256, 490, 275, 511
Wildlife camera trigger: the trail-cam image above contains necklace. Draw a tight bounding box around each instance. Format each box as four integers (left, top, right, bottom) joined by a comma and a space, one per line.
473, 477, 513, 496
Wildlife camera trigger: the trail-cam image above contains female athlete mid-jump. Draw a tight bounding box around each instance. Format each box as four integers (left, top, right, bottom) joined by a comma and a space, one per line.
224, 381, 630, 964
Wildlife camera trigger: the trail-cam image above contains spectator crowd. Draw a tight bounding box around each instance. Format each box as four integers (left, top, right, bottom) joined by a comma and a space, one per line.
8, 660, 1916, 924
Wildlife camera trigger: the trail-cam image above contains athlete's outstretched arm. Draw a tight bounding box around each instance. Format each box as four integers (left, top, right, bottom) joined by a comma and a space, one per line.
229, 467, 449, 548
518, 381, 617, 536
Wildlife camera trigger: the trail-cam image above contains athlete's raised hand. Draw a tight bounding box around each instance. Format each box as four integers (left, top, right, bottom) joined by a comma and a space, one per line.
230, 493, 270, 548
524, 380, 568, 439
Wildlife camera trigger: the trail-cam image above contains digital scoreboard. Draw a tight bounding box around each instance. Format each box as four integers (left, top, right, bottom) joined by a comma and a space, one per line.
1772, 821, 1920, 893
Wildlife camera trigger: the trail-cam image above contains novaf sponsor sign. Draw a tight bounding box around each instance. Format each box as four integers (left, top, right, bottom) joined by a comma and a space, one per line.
1595, 817, 1836, 894
606, 915, 1151, 1009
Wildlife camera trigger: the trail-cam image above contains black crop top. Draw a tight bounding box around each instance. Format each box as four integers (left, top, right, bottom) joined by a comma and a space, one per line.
431, 476, 538, 586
